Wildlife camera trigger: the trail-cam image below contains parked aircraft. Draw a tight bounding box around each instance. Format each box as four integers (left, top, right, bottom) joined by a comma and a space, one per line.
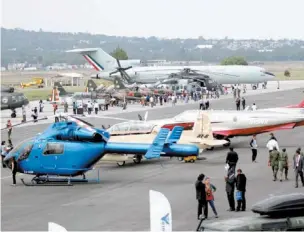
102, 111, 228, 166
89, 100, 304, 148
47, 82, 74, 104
67, 47, 276, 85
3, 117, 199, 186
81, 77, 172, 104
1, 86, 29, 118
20, 78, 44, 88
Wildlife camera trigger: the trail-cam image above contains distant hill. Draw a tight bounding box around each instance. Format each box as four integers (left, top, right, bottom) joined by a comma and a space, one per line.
1, 28, 304, 67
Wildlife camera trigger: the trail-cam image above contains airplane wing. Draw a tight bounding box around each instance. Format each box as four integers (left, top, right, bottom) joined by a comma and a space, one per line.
181, 136, 228, 147
261, 123, 297, 132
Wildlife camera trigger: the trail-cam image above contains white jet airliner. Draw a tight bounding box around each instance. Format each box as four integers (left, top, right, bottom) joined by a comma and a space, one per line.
67, 48, 276, 85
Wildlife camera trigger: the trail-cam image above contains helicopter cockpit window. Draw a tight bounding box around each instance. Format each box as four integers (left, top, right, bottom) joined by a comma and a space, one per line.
18, 95, 24, 101
9, 138, 34, 155
11, 96, 17, 103
17, 143, 34, 161
43, 143, 64, 155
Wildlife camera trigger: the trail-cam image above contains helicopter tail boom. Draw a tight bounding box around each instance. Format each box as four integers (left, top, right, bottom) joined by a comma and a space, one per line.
104, 127, 199, 159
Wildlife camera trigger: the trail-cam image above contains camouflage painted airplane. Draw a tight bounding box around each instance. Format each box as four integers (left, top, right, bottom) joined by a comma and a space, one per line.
86, 77, 172, 102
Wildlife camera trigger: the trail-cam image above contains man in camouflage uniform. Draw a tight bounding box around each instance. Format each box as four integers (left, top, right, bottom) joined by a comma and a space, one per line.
279, 148, 289, 181
269, 147, 280, 181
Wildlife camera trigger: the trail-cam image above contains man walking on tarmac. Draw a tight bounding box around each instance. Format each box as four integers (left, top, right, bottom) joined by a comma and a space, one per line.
279, 148, 289, 181
195, 173, 207, 220
293, 148, 304, 188
269, 147, 280, 181
250, 135, 258, 162
226, 147, 239, 174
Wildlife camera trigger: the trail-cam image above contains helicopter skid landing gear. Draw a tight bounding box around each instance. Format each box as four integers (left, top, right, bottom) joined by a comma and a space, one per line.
21, 176, 85, 186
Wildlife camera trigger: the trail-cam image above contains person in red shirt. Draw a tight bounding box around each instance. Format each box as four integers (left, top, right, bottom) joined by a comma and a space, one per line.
204, 177, 218, 218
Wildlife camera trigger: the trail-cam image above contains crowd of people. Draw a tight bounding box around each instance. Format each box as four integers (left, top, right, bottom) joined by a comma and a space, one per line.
195, 132, 304, 220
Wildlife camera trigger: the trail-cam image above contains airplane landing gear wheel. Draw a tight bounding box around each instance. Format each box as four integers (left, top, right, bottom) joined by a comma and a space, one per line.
11, 112, 16, 118
117, 161, 126, 167
223, 138, 231, 147
206, 147, 214, 151
133, 155, 142, 164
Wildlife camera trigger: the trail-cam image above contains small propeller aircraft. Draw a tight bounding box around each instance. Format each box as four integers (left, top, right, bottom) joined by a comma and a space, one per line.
3, 116, 199, 186
91, 99, 304, 148
103, 111, 228, 166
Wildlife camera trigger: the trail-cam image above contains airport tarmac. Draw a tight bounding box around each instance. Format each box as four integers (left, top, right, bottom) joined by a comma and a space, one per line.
1, 86, 304, 231
1, 80, 304, 129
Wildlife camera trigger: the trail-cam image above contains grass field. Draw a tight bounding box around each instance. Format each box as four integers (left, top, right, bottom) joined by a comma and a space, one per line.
18, 79, 112, 101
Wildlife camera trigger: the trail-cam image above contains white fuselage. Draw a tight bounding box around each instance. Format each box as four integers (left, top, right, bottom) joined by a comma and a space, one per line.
97, 65, 275, 85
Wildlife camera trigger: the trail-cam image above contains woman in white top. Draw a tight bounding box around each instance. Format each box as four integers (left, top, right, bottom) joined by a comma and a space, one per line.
266, 138, 279, 152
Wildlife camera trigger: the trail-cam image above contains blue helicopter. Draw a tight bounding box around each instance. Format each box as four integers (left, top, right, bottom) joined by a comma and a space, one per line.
3, 116, 199, 186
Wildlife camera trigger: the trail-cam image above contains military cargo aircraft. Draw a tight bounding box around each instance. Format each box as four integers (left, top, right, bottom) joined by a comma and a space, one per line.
67, 47, 276, 85
1, 86, 29, 118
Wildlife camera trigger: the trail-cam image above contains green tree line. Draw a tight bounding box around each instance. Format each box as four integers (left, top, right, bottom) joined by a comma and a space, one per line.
1, 28, 304, 67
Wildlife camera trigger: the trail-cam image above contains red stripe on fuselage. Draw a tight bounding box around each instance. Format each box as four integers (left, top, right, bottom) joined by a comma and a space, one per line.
161, 122, 194, 130
213, 122, 299, 137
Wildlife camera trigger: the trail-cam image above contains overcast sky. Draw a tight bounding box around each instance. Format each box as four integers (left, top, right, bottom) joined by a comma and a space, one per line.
1, 0, 304, 39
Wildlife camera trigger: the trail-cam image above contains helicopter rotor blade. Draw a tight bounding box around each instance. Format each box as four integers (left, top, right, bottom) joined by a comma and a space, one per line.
117, 59, 121, 68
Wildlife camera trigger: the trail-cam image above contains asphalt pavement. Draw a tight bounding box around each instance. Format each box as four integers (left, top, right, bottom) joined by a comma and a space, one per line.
1, 85, 304, 231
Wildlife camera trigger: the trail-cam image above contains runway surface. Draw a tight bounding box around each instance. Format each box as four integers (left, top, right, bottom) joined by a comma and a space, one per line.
1, 80, 304, 129
1, 87, 304, 231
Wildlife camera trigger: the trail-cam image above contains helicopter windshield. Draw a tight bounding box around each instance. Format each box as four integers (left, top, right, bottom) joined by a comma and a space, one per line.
7, 137, 34, 161
108, 121, 156, 134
